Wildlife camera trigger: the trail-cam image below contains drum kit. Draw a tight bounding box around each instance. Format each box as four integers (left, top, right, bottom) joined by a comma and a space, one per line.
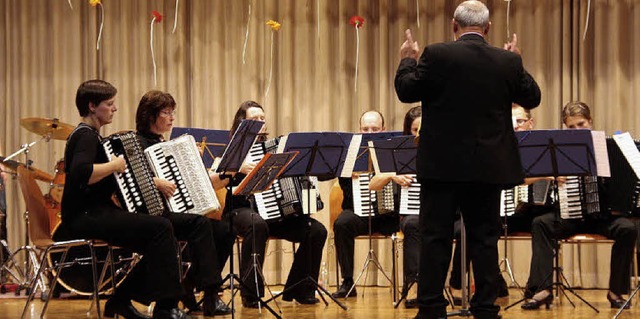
1, 118, 134, 296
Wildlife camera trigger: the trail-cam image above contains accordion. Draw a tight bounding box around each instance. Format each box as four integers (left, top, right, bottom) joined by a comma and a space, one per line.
399, 174, 420, 215
145, 134, 221, 215
352, 173, 395, 217
102, 131, 165, 216
500, 180, 551, 217
605, 136, 640, 214
245, 137, 322, 221
558, 176, 602, 219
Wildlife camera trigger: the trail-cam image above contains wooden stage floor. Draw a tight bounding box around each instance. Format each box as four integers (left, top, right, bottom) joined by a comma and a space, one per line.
2, 287, 638, 318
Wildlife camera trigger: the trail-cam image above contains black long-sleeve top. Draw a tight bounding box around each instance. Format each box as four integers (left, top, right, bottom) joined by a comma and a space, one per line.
61, 123, 117, 222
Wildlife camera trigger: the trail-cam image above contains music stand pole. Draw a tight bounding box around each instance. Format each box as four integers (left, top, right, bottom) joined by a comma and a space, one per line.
499, 214, 521, 290
447, 214, 473, 317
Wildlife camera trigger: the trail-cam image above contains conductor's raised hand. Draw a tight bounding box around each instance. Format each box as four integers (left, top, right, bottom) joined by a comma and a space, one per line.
504, 33, 521, 55
400, 29, 420, 61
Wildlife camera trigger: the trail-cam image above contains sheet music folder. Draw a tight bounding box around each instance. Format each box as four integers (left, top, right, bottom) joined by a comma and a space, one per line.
369, 135, 418, 175
515, 129, 606, 177
279, 132, 354, 179
233, 152, 298, 196
215, 120, 264, 173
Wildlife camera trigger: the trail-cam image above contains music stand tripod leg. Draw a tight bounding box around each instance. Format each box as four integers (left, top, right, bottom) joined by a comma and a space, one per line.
448, 215, 473, 317
348, 205, 394, 299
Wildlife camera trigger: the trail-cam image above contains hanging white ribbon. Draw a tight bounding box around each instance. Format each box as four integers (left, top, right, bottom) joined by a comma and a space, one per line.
317, 0, 321, 40
68, 0, 73, 10
172, 0, 179, 34
354, 26, 360, 92
96, 3, 104, 50
150, 17, 158, 86
264, 32, 275, 101
505, 0, 512, 41
583, 0, 591, 41
242, 0, 253, 64
416, 0, 420, 28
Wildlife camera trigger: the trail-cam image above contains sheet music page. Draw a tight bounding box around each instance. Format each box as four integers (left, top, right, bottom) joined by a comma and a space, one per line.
277, 135, 288, 154
613, 132, 640, 179
368, 140, 381, 175
340, 134, 362, 178
591, 130, 610, 177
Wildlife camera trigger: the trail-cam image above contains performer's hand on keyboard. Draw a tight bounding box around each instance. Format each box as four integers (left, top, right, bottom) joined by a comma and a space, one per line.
239, 161, 257, 175
392, 174, 414, 187
110, 155, 126, 173
154, 177, 177, 198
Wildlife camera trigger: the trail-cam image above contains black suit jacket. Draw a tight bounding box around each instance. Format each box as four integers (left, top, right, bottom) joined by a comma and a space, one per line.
395, 33, 541, 187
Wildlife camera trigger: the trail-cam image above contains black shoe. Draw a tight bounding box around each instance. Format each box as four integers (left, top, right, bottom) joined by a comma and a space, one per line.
241, 296, 260, 309
607, 293, 631, 309
521, 293, 553, 310
152, 308, 193, 319
202, 294, 233, 316
405, 298, 418, 309
331, 280, 357, 298
104, 298, 151, 319
180, 293, 202, 313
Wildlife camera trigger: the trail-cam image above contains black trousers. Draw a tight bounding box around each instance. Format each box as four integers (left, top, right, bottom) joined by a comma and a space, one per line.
164, 213, 234, 292
525, 212, 637, 295
333, 209, 399, 280
417, 180, 501, 319
400, 215, 421, 283
63, 204, 184, 305
225, 208, 327, 298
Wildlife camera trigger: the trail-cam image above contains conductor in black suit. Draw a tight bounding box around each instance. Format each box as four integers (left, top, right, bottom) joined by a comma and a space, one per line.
394, 1, 541, 319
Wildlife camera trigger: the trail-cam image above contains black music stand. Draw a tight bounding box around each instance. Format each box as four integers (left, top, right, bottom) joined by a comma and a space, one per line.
606, 133, 640, 318
259, 132, 350, 310
505, 129, 601, 313
215, 119, 279, 318
234, 152, 299, 317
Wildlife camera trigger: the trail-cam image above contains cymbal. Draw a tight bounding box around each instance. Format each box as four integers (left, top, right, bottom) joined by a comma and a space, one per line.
20, 117, 74, 140
0, 156, 52, 182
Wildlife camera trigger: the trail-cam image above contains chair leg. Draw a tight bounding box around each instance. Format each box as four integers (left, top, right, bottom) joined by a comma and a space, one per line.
88, 243, 103, 319
41, 248, 72, 318
391, 235, 397, 303
20, 247, 50, 319
333, 234, 340, 288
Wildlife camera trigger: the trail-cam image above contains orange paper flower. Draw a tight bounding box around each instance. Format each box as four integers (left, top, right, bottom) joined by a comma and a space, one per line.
349, 15, 365, 28
266, 20, 281, 32
89, 0, 101, 7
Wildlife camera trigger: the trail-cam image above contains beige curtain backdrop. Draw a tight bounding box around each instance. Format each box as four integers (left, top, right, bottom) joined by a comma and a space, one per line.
1, 0, 638, 289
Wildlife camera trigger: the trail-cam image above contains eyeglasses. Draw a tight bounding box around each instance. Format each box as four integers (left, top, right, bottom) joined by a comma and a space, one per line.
160, 110, 176, 117
515, 118, 531, 125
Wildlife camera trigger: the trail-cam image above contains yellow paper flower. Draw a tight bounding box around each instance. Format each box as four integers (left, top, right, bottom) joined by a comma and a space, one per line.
266, 20, 281, 32
89, 0, 101, 7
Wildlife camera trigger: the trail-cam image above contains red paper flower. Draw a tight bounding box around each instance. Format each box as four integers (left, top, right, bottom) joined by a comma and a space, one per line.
152, 10, 163, 23
349, 15, 365, 28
